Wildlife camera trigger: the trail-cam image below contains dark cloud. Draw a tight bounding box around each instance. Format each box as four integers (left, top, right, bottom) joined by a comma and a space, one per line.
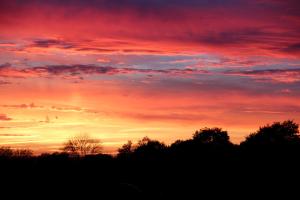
0, 63, 11, 69
282, 43, 300, 53
225, 68, 300, 83
25, 39, 174, 54
32, 39, 74, 49
0, 63, 208, 79
195, 29, 265, 46
0, 0, 243, 10
25, 29, 300, 56
226, 68, 300, 75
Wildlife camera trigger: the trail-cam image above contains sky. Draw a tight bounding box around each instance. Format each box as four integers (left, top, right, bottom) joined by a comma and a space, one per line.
0, 0, 300, 154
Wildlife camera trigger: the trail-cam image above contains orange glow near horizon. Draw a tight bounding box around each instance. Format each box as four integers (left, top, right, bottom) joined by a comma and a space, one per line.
1, 0, 300, 154
1, 77, 300, 154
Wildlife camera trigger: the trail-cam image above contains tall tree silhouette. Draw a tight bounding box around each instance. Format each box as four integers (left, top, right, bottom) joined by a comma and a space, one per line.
62, 134, 103, 156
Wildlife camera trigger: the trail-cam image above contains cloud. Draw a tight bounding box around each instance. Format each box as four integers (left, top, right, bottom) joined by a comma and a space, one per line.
0, 133, 30, 137
282, 43, 300, 53
15, 38, 179, 55
31, 38, 75, 49
0, 80, 11, 85
0, 0, 299, 57
0, 64, 208, 79
1, 103, 43, 109
117, 112, 208, 122
225, 68, 300, 83
0, 63, 11, 69
50, 105, 98, 113
0, 103, 98, 115
0, 114, 12, 121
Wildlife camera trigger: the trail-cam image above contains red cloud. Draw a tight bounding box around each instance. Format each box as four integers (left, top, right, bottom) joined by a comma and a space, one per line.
0, 80, 11, 85
0, 0, 299, 57
0, 114, 12, 121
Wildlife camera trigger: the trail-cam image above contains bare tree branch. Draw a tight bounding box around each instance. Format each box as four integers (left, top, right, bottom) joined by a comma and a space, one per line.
62, 134, 103, 156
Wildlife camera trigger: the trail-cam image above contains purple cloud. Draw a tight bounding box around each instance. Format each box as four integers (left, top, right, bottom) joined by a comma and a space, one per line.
225, 68, 300, 83
0, 64, 208, 79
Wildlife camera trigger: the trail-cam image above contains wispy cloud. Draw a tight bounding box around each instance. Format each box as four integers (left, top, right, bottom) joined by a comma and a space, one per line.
31, 38, 74, 49
0, 133, 31, 137
1, 103, 43, 109
0, 103, 99, 117
50, 105, 98, 114
0, 63, 208, 79
225, 68, 300, 83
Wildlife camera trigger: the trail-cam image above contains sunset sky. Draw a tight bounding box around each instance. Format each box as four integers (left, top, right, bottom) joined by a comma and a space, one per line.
1, 0, 300, 154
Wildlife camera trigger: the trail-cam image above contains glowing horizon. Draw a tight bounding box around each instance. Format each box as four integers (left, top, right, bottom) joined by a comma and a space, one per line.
1, 0, 300, 154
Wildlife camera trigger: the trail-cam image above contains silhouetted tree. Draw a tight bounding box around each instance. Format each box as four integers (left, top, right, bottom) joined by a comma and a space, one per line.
193, 127, 230, 145
1, 120, 300, 199
137, 136, 151, 146
168, 127, 234, 161
62, 134, 103, 156
0, 146, 13, 158
118, 140, 133, 156
133, 137, 167, 159
0, 147, 33, 158
241, 120, 300, 147
13, 149, 33, 158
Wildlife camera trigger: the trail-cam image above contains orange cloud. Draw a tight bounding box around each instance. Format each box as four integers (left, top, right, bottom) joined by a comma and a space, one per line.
0, 114, 12, 121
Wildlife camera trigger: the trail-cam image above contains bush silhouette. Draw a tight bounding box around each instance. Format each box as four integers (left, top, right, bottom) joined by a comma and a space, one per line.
118, 140, 133, 156
193, 127, 231, 145
132, 137, 167, 159
0, 147, 13, 158
241, 120, 300, 147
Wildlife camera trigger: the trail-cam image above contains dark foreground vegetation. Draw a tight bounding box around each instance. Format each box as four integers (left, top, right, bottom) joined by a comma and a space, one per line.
1, 120, 300, 199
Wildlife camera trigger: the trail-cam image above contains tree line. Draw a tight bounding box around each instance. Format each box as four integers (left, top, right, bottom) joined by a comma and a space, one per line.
1, 120, 299, 159
1, 120, 300, 199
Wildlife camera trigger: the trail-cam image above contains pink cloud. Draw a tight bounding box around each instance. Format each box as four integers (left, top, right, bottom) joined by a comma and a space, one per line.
0, 0, 299, 57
